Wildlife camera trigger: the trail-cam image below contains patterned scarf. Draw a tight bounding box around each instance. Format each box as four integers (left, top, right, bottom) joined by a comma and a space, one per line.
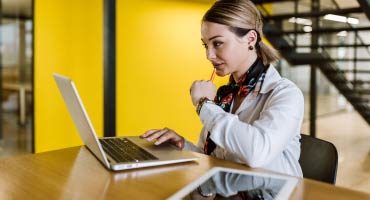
203, 58, 269, 155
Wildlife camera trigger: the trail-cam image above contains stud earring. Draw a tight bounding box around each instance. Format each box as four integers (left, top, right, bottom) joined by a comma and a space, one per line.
248, 46, 254, 50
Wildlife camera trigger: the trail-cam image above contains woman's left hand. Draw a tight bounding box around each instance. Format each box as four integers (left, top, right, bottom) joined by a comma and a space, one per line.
190, 80, 216, 106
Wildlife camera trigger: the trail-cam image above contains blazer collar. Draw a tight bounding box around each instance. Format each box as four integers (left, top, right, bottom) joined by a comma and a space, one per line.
259, 64, 282, 94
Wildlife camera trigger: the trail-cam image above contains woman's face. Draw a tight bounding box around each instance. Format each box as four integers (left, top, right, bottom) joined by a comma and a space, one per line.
201, 21, 256, 80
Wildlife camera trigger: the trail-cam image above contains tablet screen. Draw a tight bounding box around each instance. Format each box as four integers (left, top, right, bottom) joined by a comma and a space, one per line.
168, 167, 298, 200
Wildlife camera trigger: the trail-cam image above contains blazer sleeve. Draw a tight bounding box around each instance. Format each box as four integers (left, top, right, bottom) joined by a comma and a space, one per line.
199, 82, 304, 168
183, 127, 207, 153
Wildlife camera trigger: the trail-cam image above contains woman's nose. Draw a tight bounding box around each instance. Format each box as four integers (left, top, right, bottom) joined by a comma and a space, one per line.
206, 49, 216, 60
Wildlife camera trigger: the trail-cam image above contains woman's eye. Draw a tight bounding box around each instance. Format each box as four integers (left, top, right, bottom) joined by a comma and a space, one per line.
202, 43, 208, 49
213, 41, 223, 47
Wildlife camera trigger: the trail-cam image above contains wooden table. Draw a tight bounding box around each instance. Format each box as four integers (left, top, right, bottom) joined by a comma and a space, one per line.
0, 146, 369, 199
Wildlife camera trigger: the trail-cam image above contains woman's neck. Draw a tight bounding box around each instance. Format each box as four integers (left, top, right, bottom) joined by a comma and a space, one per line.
232, 53, 258, 81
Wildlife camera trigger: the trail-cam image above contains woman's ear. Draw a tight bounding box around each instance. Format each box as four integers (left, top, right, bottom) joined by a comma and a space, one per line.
246, 30, 258, 46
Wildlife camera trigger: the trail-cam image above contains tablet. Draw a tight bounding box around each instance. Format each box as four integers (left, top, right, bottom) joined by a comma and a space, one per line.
167, 167, 298, 200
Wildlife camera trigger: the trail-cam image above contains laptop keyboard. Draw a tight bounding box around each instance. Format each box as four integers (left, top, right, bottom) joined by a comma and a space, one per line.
99, 138, 158, 163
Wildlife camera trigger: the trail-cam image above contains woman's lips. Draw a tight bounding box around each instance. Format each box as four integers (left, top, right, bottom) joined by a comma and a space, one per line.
213, 63, 224, 68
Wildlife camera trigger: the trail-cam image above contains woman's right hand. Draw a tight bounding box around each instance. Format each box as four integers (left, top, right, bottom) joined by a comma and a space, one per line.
140, 128, 185, 149
190, 80, 216, 106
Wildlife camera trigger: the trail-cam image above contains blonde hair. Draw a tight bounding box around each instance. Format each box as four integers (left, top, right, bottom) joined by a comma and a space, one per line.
202, 0, 279, 65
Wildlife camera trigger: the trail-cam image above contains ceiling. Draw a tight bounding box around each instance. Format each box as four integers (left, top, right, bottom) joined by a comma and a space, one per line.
1, 0, 32, 18
0, 0, 363, 20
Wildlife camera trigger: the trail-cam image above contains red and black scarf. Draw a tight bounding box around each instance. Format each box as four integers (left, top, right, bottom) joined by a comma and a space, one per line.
203, 58, 269, 155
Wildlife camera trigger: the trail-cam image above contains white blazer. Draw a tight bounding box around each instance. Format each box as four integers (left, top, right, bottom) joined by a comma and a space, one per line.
185, 65, 304, 177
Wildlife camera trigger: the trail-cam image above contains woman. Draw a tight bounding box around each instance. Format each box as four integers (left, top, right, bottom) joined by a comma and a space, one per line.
141, 0, 304, 177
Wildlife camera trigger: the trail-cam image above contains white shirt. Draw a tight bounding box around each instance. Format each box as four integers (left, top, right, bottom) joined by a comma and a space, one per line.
184, 65, 304, 177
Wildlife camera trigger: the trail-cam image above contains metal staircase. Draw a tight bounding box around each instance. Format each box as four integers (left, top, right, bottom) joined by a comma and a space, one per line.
253, 0, 370, 126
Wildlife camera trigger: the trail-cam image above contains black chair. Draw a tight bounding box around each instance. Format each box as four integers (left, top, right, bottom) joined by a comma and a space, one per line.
299, 134, 338, 184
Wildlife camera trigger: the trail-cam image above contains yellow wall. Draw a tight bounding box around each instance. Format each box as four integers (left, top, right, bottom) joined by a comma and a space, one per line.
116, 0, 228, 143
34, 0, 228, 152
34, 0, 103, 152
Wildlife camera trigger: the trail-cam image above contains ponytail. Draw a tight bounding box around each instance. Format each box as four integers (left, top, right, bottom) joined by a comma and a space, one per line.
257, 41, 280, 65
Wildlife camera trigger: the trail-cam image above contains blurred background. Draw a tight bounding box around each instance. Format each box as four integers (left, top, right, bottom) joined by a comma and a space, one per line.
0, 0, 369, 194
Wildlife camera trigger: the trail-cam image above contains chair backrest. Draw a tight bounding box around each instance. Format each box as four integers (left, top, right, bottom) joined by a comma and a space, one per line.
299, 134, 338, 184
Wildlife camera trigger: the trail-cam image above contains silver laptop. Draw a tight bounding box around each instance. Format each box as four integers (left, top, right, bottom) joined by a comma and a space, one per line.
53, 73, 197, 171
